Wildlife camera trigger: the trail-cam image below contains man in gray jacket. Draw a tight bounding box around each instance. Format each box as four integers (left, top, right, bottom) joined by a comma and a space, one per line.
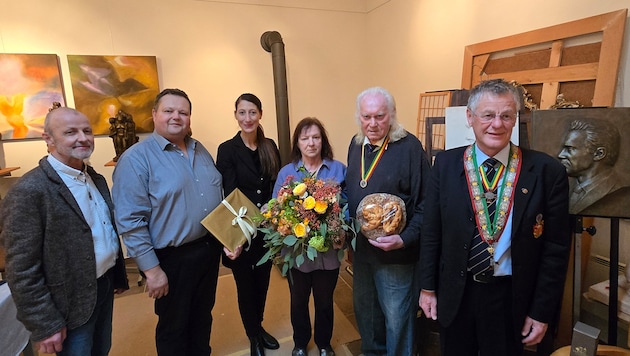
1, 107, 128, 355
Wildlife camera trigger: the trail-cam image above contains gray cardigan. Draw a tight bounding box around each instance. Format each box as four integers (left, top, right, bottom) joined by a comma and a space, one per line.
0, 157, 128, 341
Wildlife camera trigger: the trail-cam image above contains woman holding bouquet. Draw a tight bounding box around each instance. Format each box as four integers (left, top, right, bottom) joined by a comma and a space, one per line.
216, 93, 281, 356
273, 117, 347, 356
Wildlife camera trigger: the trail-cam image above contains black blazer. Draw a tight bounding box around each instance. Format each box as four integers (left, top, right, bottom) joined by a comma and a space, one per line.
419, 146, 571, 331
216, 133, 280, 266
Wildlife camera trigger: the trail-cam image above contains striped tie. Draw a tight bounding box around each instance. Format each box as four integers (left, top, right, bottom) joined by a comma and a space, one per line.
468, 158, 500, 276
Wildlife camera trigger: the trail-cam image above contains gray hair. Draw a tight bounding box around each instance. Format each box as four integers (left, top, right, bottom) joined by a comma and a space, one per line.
353, 86, 406, 144
467, 79, 522, 113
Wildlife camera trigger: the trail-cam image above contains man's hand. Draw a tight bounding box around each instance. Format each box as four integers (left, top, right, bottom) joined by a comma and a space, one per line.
367, 234, 404, 251
143, 265, 169, 299
419, 290, 438, 320
224, 245, 243, 260
37, 327, 67, 354
521, 316, 548, 346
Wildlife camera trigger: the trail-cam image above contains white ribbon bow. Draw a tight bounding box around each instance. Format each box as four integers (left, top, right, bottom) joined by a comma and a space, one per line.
221, 200, 256, 251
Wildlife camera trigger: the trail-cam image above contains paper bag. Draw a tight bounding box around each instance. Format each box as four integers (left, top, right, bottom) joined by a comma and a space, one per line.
201, 188, 260, 252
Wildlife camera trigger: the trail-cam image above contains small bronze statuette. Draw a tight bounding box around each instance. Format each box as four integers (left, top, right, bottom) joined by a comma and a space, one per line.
49, 102, 62, 112
109, 110, 139, 162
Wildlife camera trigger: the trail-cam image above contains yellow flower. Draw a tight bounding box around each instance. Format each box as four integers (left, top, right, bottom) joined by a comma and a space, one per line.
314, 200, 328, 214
303, 196, 316, 210
293, 183, 307, 197
293, 222, 307, 238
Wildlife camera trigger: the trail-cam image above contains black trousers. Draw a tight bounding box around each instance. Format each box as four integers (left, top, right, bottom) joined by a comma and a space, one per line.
154, 235, 222, 356
230, 255, 273, 337
288, 268, 339, 349
440, 274, 522, 356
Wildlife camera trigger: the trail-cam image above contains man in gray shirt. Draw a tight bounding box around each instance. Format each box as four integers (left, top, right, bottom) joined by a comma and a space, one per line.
112, 89, 223, 355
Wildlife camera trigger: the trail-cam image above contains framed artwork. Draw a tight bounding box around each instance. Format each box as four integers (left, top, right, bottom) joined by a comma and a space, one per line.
530, 107, 630, 218
67, 55, 159, 136
0, 53, 65, 140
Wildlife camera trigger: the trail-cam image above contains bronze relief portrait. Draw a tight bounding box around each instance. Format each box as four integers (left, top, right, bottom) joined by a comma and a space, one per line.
531, 108, 630, 219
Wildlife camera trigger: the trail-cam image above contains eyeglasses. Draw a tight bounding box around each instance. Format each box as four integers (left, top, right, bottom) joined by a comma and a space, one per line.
472, 111, 518, 123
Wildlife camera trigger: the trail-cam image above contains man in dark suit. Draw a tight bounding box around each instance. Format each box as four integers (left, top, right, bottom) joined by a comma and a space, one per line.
419, 79, 571, 355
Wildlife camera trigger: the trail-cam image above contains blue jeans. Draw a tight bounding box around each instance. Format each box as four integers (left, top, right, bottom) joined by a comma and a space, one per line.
353, 259, 417, 356
58, 270, 114, 356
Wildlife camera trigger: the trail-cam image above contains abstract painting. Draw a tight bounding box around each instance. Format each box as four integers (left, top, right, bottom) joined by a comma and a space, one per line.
67, 55, 158, 136
531, 108, 630, 219
0, 53, 65, 140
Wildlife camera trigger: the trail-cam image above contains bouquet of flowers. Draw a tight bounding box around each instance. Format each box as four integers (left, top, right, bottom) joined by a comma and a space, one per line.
256, 171, 358, 276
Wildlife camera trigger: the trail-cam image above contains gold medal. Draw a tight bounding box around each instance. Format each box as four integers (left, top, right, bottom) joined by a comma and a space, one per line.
360, 135, 389, 189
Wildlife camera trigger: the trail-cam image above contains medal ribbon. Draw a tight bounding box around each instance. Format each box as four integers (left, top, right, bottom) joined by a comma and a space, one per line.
361, 135, 390, 184
479, 164, 505, 192
464, 144, 521, 246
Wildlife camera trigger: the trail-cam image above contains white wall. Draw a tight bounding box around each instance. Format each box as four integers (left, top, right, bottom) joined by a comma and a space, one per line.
1, 0, 629, 259
1, 0, 629, 176
365, 0, 630, 129
0, 0, 370, 183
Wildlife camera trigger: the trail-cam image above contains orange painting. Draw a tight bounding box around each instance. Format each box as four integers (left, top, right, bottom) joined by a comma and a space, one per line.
67, 55, 158, 136
0, 54, 65, 140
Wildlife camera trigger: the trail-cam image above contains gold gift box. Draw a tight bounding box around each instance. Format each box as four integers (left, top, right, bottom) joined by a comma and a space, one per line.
201, 188, 260, 252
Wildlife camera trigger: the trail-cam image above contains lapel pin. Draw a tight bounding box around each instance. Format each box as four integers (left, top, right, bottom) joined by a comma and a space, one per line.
521, 188, 528, 194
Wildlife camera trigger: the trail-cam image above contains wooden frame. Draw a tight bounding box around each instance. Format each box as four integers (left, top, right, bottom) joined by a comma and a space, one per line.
424, 116, 445, 161
461, 9, 627, 108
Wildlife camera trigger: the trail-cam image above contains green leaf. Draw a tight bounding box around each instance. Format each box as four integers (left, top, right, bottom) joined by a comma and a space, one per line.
307, 246, 317, 261
337, 249, 345, 261
284, 235, 298, 246
319, 222, 327, 236
282, 263, 289, 276
257, 250, 273, 266
296, 254, 305, 267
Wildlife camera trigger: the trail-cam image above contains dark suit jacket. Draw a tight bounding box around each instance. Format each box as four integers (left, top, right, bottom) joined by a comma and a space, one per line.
419, 146, 571, 332
1, 157, 128, 341
216, 133, 280, 267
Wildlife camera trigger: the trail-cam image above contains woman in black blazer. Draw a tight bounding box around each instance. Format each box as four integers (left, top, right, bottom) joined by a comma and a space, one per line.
216, 93, 281, 356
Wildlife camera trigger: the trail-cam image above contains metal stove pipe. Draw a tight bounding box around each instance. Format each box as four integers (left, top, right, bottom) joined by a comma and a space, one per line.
261, 31, 290, 165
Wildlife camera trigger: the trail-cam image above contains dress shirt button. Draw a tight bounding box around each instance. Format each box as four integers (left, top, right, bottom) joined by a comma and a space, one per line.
260, 177, 264, 181
463, 243, 468, 250
201, 193, 204, 196
257, 203, 262, 207
256, 190, 261, 194
460, 271, 465, 277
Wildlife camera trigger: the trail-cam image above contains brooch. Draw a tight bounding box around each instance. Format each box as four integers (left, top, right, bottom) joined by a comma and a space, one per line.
533, 214, 544, 238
